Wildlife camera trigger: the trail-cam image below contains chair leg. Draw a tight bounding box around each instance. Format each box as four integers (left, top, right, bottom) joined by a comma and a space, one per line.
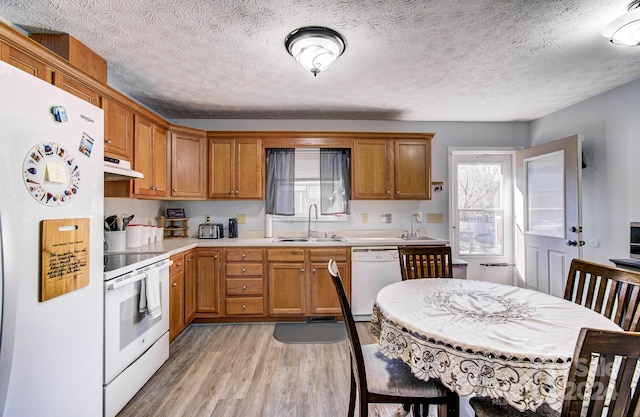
443, 391, 459, 417
348, 366, 356, 417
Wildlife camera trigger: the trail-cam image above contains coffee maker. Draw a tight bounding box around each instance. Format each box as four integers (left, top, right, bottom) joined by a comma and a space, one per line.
228, 218, 238, 238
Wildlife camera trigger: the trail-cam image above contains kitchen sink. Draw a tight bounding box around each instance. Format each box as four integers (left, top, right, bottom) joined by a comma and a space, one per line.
272, 236, 347, 243
272, 237, 310, 242
310, 236, 347, 242
399, 235, 437, 241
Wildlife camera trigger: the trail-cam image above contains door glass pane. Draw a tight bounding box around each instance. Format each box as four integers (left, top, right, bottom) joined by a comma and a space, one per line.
457, 163, 504, 255
526, 151, 564, 238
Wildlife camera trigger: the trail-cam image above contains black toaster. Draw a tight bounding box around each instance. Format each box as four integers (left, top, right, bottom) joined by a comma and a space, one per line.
198, 223, 224, 239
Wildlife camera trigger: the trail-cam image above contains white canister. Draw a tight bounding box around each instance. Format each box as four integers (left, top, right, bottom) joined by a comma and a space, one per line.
141, 225, 151, 246
105, 230, 126, 252
156, 226, 164, 241
126, 224, 143, 248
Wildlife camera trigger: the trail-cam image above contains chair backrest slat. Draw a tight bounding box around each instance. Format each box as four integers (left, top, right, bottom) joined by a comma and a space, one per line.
565, 259, 640, 331
563, 328, 640, 417
398, 246, 452, 280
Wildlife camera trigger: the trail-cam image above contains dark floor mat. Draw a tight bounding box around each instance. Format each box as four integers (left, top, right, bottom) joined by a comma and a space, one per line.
273, 322, 347, 344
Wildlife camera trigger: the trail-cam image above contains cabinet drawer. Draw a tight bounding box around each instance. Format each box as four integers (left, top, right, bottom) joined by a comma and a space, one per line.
226, 263, 264, 277
267, 248, 305, 262
226, 249, 264, 262
309, 248, 348, 262
169, 253, 184, 275
226, 297, 264, 315
226, 278, 263, 295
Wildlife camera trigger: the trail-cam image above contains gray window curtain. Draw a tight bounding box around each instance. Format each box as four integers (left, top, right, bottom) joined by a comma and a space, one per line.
265, 148, 295, 215
320, 148, 351, 215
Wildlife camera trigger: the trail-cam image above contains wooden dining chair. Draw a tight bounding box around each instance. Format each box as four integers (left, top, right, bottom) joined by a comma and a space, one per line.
564, 258, 640, 331
398, 246, 452, 280
327, 259, 459, 417
469, 327, 640, 417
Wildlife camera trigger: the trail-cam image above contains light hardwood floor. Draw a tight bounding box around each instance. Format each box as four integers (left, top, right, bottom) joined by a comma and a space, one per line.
117, 322, 411, 417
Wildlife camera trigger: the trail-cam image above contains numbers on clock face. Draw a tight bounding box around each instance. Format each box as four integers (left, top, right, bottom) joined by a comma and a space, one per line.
23, 142, 80, 206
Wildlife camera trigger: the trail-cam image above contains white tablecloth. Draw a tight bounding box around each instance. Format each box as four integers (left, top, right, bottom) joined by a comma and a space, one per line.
372, 279, 622, 413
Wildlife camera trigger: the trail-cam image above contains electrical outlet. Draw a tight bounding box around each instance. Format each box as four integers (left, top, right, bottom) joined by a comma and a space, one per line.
414, 213, 423, 223
379, 214, 392, 224
236, 213, 247, 224
427, 213, 444, 223
204, 214, 212, 223
362, 213, 368, 224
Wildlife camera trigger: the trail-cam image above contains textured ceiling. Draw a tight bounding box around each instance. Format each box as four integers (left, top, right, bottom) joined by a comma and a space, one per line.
1, 0, 639, 122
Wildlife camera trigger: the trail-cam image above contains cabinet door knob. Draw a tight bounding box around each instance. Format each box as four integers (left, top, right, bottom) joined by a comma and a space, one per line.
172, 283, 177, 287
242, 304, 247, 309
396, 190, 400, 194
241, 254, 246, 258
172, 188, 178, 192
386, 190, 391, 194
176, 262, 182, 266
229, 190, 235, 194
105, 139, 112, 144
235, 190, 239, 194
301, 268, 305, 273
312, 268, 316, 273
214, 255, 218, 259
187, 258, 192, 262
242, 268, 246, 272
242, 285, 247, 290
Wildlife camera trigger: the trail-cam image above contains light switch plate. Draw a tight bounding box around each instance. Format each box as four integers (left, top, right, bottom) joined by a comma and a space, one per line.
427, 213, 443, 223
236, 213, 247, 224
362, 213, 368, 224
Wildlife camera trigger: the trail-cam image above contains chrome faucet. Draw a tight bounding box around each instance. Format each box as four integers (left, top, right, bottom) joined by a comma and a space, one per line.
308, 203, 318, 239
409, 213, 418, 237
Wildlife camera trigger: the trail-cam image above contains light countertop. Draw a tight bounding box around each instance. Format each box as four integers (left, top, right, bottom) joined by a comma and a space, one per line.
108, 232, 450, 257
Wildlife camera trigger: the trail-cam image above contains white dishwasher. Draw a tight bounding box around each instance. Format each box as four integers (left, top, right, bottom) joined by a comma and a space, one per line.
351, 247, 402, 321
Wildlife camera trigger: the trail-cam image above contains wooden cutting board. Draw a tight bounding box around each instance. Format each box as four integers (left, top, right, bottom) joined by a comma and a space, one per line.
40, 218, 90, 301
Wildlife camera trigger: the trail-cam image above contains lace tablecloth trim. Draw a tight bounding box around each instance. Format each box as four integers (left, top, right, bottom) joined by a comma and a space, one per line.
373, 304, 570, 413
372, 303, 571, 365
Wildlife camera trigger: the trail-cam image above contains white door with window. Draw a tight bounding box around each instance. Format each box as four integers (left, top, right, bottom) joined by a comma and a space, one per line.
515, 135, 582, 297
450, 151, 515, 284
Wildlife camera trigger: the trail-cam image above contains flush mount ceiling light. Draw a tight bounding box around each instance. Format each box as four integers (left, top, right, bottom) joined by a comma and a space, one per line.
603, 0, 640, 46
285, 26, 346, 76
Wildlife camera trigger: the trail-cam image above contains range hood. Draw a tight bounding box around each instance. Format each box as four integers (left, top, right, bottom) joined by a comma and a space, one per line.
104, 156, 144, 181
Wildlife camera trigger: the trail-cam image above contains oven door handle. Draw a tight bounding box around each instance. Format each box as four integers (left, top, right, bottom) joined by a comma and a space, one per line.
105, 259, 173, 292
106, 271, 147, 291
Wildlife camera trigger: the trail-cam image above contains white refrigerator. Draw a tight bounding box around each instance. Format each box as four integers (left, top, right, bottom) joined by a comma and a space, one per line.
0, 61, 104, 416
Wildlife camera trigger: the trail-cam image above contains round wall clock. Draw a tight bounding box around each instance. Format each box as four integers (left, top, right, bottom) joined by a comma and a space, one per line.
23, 142, 80, 206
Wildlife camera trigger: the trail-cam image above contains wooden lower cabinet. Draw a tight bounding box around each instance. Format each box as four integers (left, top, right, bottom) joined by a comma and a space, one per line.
224, 248, 266, 317
195, 249, 222, 316
183, 250, 197, 322
267, 247, 350, 318
169, 253, 186, 342
170, 246, 351, 331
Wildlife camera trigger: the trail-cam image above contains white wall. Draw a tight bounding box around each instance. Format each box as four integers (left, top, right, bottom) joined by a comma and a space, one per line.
166, 119, 529, 239
530, 78, 640, 264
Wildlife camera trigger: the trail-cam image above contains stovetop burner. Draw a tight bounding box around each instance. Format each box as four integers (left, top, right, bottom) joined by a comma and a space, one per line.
103, 252, 168, 280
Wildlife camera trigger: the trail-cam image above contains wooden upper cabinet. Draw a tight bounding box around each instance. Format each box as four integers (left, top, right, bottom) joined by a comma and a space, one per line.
170, 131, 206, 199
53, 72, 100, 106
352, 138, 432, 200
394, 140, 431, 199
352, 139, 393, 199
133, 114, 167, 198
103, 97, 133, 160
152, 124, 169, 197
208, 137, 263, 199
0, 41, 53, 82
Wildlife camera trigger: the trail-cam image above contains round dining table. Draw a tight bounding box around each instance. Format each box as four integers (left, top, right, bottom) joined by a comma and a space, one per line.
371, 278, 622, 413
